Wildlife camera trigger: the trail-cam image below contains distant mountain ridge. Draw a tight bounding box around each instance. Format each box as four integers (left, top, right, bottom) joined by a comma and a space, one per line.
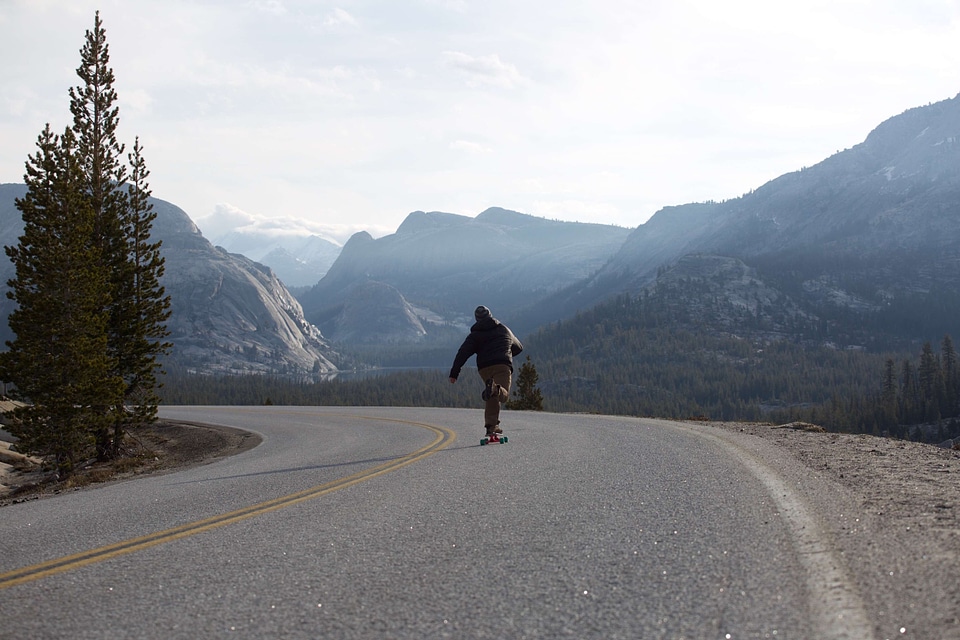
526, 93, 960, 346
4, 92, 958, 377
204, 229, 341, 288
298, 207, 633, 343
605, 95, 960, 285
300, 93, 960, 353
0, 183, 340, 377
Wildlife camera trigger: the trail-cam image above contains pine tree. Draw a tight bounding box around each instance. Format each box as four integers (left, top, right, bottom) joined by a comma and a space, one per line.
0, 126, 123, 476
880, 357, 898, 431
69, 11, 127, 224
918, 341, 942, 422
507, 356, 544, 411
900, 359, 918, 425
66, 12, 171, 457
941, 335, 958, 417
0, 12, 171, 468
68, 11, 130, 458
109, 137, 171, 452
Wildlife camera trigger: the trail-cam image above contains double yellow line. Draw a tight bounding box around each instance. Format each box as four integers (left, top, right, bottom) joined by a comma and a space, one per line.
0, 416, 455, 590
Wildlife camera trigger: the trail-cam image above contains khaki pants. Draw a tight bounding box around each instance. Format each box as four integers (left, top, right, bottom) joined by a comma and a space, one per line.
478, 364, 512, 427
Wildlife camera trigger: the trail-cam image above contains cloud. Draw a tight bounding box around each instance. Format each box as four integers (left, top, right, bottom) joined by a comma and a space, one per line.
6, 0, 960, 239
324, 8, 358, 28
442, 51, 524, 88
450, 140, 492, 154
194, 203, 394, 246
247, 0, 287, 15
119, 88, 153, 116
194, 203, 258, 238
423, 0, 468, 12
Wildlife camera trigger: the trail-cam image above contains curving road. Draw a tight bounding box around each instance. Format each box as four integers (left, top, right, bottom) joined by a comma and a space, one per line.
0, 407, 873, 639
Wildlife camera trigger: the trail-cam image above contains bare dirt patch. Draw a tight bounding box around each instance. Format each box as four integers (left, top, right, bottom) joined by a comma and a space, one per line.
0, 420, 261, 506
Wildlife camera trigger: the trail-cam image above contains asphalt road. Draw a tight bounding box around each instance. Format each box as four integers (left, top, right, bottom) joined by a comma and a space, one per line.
0, 407, 875, 639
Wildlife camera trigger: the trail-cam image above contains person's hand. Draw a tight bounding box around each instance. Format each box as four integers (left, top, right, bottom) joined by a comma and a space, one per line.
449, 377, 457, 384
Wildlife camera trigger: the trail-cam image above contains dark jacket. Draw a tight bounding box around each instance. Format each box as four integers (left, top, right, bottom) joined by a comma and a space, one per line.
449, 317, 523, 380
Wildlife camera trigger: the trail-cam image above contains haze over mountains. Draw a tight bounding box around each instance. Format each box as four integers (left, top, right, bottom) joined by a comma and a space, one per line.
196, 204, 343, 288
1, 92, 959, 376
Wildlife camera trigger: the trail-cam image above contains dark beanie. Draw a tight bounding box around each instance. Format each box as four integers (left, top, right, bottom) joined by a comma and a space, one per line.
475, 305, 492, 321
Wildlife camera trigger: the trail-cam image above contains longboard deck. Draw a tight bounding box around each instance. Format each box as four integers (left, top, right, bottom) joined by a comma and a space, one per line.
480, 433, 508, 446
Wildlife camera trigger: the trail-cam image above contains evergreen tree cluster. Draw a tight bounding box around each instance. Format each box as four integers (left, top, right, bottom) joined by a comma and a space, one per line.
161, 283, 954, 446
518, 293, 895, 420
1, 13, 170, 475
791, 336, 960, 443
506, 356, 544, 411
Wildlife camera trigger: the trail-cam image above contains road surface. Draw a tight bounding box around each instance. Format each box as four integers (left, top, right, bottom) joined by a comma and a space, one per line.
0, 406, 873, 639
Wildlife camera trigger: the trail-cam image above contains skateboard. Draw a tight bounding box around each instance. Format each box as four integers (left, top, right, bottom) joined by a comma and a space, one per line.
480, 432, 508, 446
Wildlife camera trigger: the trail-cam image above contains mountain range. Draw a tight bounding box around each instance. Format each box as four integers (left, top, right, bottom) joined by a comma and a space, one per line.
2, 91, 959, 378
297, 93, 960, 351
202, 227, 341, 289
296, 207, 632, 342
0, 184, 339, 378
568, 93, 960, 345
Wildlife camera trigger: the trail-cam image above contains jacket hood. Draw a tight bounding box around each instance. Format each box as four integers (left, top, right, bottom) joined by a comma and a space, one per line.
471, 317, 500, 332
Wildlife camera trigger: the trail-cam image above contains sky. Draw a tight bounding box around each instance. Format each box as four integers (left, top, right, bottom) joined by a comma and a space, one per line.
2, 1, 960, 245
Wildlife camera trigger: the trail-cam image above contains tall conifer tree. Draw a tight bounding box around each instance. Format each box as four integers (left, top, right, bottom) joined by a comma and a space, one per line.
1, 126, 122, 476
1, 12, 171, 468
69, 11, 129, 458
111, 137, 171, 451
69, 12, 171, 456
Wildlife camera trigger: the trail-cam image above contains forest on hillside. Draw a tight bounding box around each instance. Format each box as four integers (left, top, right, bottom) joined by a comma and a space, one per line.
160, 289, 960, 445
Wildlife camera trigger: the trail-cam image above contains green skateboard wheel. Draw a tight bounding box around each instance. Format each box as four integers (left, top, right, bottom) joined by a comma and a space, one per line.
480, 438, 488, 446
501, 436, 508, 443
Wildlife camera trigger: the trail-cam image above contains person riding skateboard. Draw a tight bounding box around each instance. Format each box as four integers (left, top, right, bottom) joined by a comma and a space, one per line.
449, 305, 524, 437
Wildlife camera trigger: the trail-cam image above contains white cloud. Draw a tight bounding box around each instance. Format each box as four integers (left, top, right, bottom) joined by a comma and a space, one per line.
450, 140, 492, 154
442, 51, 524, 88
194, 204, 258, 238
324, 8, 358, 28
194, 203, 395, 246
247, 0, 287, 15
119, 88, 153, 116
423, 0, 468, 12
4, 0, 960, 239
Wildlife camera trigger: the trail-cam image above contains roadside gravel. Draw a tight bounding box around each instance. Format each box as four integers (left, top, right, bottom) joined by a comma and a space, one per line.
699, 421, 960, 640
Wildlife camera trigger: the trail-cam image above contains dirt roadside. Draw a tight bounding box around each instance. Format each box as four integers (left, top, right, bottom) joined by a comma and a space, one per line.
0, 420, 261, 506
1, 418, 958, 637
701, 421, 960, 640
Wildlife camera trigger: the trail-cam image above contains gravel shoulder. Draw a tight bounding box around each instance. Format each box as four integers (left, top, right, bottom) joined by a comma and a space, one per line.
2, 417, 958, 637
699, 421, 960, 640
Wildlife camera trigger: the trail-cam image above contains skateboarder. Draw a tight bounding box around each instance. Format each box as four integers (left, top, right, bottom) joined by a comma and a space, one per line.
449, 305, 523, 437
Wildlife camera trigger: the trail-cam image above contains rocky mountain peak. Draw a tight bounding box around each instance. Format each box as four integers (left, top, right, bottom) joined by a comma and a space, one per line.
395, 210, 469, 235
0, 184, 340, 378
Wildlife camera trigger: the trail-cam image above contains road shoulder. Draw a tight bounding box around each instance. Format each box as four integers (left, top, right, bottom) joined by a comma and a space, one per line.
695, 421, 960, 639
0, 420, 261, 506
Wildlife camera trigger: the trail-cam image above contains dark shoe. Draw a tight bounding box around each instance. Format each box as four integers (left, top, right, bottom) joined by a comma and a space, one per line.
481, 378, 496, 401
492, 424, 503, 434
485, 424, 497, 436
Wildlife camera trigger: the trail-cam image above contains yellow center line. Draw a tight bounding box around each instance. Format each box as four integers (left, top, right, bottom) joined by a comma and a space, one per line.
0, 415, 456, 590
